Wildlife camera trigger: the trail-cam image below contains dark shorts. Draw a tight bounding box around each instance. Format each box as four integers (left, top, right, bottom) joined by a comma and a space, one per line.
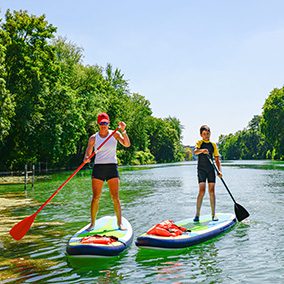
92, 164, 119, 181
198, 168, 216, 183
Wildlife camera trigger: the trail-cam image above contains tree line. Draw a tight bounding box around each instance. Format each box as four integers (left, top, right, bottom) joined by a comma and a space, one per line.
218, 87, 284, 160
1, 9, 283, 171
0, 10, 185, 171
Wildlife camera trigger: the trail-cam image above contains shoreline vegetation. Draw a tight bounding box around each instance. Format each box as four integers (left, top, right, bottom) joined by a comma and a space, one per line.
1, 160, 284, 185
0, 175, 50, 185
0, 10, 184, 172
0, 10, 283, 174
218, 87, 284, 161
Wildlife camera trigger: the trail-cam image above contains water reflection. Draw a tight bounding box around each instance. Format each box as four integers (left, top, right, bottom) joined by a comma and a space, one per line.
67, 254, 127, 283
135, 240, 222, 283
0, 255, 59, 283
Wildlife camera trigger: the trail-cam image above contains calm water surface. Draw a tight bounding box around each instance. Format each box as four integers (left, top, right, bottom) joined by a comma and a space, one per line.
0, 160, 283, 283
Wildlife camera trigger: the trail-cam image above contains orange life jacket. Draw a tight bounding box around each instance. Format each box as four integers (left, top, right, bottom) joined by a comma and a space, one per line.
147, 220, 188, 237
80, 234, 118, 245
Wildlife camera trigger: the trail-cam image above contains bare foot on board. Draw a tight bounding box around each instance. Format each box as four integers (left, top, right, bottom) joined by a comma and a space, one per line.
118, 224, 127, 231
86, 224, 95, 231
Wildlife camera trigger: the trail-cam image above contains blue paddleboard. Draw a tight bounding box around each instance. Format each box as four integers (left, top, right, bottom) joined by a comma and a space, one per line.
135, 213, 236, 249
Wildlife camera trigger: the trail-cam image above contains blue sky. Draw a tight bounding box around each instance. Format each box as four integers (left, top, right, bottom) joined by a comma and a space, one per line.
1, 1, 284, 145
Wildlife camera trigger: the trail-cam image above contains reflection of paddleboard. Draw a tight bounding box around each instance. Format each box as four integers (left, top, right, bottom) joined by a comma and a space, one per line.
67, 216, 133, 257
136, 213, 236, 249
67, 254, 121, 270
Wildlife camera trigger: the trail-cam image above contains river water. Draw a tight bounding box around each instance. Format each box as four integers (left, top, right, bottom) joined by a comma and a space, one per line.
0, 160, 283, 283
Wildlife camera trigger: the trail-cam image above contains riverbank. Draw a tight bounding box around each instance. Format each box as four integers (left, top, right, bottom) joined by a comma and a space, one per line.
0, 175, 51, 185
1, 159, 283, 185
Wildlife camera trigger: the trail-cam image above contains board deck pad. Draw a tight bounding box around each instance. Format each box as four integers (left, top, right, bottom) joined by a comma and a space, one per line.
135, 213, 236, 249
67, 216, 133, 257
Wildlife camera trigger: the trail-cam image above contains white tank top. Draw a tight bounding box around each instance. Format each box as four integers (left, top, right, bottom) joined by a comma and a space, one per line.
94, 131, 118, 164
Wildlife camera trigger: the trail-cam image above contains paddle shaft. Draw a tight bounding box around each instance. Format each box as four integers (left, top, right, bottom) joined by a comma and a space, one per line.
34, 127, 120, 215
206, 155, 238, 204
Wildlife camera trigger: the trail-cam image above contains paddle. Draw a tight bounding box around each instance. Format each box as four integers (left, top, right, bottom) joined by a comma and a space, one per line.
206, 155, 250, 222
10, 127, 120, 241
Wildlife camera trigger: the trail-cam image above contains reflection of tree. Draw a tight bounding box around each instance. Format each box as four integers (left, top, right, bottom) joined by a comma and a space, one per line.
157, 261, 186, 283
67, 255, 124, 282
97, 269, 124, 284
136, 241, 222, 282
196, 242, 222, 281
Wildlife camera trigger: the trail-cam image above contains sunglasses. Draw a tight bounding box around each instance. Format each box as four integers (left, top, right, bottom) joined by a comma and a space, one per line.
99, 122, 109, 126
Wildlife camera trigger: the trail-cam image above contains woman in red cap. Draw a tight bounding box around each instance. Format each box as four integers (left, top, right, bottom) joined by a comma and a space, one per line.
83, 113, 130, 230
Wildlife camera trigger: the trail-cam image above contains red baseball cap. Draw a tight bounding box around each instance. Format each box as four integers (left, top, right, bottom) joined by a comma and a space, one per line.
97, 112, 110, 124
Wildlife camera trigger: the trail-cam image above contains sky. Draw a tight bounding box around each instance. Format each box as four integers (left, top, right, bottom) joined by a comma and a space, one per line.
1, 0, 284, 145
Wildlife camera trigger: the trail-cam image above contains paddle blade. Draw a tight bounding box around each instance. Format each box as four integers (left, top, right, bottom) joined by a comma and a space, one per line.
234, 203, 250, 222
9, 213, 37, 241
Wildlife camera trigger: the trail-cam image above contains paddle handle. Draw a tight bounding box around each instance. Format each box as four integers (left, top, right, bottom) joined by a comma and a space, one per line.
35, 126, 120, 215
206, 155, 238, 204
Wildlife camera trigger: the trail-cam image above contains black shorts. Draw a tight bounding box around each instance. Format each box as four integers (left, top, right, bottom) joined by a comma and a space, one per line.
92, 164, 119, 181
198, 168, 216, 183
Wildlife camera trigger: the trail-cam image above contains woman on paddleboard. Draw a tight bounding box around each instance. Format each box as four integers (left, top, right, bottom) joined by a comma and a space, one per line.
193, 125, 222, 222
83, 113, 130, 230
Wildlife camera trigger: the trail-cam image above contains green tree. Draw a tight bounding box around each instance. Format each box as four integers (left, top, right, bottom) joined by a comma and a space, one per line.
260, 87, 284, 160
52, 37, 83, 88
218, 116, 271, 160
0, 18, 15, 143
248, 115, 261, 131
121, 93, 152, 164
103, 64, 130, 128
218, 132, 242, 160
241, 116, 271, 159
147, 116, 184, 163
165, 116, 184, 141
50, 38, 99, 165
0, 9, 186, 170
0, 10, 58, 168
41, 85, 86, 165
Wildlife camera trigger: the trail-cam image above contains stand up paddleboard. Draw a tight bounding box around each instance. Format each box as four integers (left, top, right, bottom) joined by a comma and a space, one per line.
136, 213, 236, 250
67, 216, 133, 257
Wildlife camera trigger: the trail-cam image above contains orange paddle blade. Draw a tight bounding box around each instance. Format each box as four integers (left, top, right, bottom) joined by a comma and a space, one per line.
9, 213, 37, 241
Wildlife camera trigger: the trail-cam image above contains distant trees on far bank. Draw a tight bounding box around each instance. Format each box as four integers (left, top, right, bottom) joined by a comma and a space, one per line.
218, 87, 284, 160
0, 10, 185, 171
